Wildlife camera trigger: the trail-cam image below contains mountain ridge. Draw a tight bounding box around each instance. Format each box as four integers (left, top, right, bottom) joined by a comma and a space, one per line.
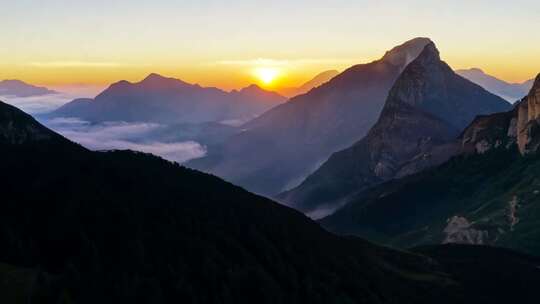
319, 74, 540, 255
456, 68, 534, 102
0, 79, 57, 97
279, 42, 511, 217
50, 73, 286, 124
187, 38, 434, 195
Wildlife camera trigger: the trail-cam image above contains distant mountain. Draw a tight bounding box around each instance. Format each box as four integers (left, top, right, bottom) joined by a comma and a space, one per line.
188, 38, 434, 195
50, 74, 286, 124
456, 68, 533, 102
6, 99, 540, 303
320, 74, 540, 256
0, 79, 57, 97
278, 70, 339, 97
280, 43, 511, 218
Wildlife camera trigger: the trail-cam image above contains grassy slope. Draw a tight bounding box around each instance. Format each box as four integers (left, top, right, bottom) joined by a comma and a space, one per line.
321, 148, 540, 255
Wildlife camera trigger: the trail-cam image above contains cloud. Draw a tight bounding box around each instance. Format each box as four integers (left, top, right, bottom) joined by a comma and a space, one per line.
41, 118, 207, 164
0, 84, 105, 115
0, 93, 73, 114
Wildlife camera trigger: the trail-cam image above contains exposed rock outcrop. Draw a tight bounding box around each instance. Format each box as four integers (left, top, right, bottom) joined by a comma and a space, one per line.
443, 216, 489, 245
461, 74, 540, 155
518, 75, 540, 154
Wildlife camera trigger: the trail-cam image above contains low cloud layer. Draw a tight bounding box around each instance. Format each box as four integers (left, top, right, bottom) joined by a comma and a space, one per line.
0, 93, 72, 114
0, 84, 105, 115
41, 117, 207, 164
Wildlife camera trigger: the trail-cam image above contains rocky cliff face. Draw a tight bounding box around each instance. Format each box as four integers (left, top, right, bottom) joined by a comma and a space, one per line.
279, 42, 511, 217
461, 74, 540, 155
519, 75, 540, 153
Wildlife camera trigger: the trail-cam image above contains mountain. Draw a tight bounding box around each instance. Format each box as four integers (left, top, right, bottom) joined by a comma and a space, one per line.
0, 79, 57, 97
320, 75, 540, 255
456, 68, 534, 102
50, 74, 286, 124
187, 38, 434, 195
278, 70, 339, 97
280, 43, 511, 218
4, 100, 540, 303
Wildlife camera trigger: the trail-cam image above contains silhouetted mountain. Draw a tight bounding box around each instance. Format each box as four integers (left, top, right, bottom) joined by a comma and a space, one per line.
280, 43, 511, 218
50, 74, 286, 124
3, 100, 540, 303
320, 75, 540, 255
188, 38, 433, 195
456, 68, 534, 102
0, 79, 57, 97
278, 70, 339, 97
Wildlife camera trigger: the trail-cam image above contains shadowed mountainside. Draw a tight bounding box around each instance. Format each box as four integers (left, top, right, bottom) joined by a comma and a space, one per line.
279, 43, 511, 217
320, 75, 540, 256
187, 38, 433, 195
3, 100, 540, 303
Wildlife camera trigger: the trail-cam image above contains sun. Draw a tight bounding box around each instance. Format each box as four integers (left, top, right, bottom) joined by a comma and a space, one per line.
254, 67, 280, 85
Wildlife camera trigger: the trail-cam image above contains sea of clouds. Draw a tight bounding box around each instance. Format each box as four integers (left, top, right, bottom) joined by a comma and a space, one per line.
41, 117, 207, 163
1, 86, 207, 164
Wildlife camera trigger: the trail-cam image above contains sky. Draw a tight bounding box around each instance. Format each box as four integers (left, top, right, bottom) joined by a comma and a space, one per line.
1, 0, 539, 90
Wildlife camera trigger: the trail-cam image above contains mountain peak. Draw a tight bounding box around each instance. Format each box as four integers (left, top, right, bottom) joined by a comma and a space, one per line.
241, 84, 263, 92
414, 42, 441, 65
0, 79, 57, 97
142, 73, 168, 82
381, 37, 433, 68
139, 73, 191, 88
532, 73, 540, 92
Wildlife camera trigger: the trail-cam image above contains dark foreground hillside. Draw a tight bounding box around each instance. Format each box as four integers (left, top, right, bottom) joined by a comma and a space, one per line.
1, 100, 539, 304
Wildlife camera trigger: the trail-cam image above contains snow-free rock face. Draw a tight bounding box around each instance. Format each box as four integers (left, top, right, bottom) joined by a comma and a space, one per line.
461, 74, 540, 155
279, 42, 511, 217
519, 75, 540, 154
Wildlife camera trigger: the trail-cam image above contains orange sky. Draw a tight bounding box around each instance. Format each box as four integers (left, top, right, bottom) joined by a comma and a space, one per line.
2, 1, 539, 90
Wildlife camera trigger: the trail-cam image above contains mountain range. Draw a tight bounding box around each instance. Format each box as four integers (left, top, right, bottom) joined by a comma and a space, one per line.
279, 42, 511, 217
10, 95, 540, 303
278, 70, 339, 97
319, 74, 540, 255
456, 68, 534, 102
0, 79, 57, 97
50, 73, 286, 124
187, 38, 434, 195
6, 99, 540, 303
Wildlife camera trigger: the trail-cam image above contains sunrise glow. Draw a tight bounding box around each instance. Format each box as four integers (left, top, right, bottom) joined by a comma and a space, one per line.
254, 67, 280, 86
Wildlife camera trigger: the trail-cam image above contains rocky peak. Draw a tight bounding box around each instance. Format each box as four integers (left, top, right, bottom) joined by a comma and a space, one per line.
527, 74, 540, 121
381, 37, 433, 70
461, 73, 540, 155
517, 73, 540, 153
